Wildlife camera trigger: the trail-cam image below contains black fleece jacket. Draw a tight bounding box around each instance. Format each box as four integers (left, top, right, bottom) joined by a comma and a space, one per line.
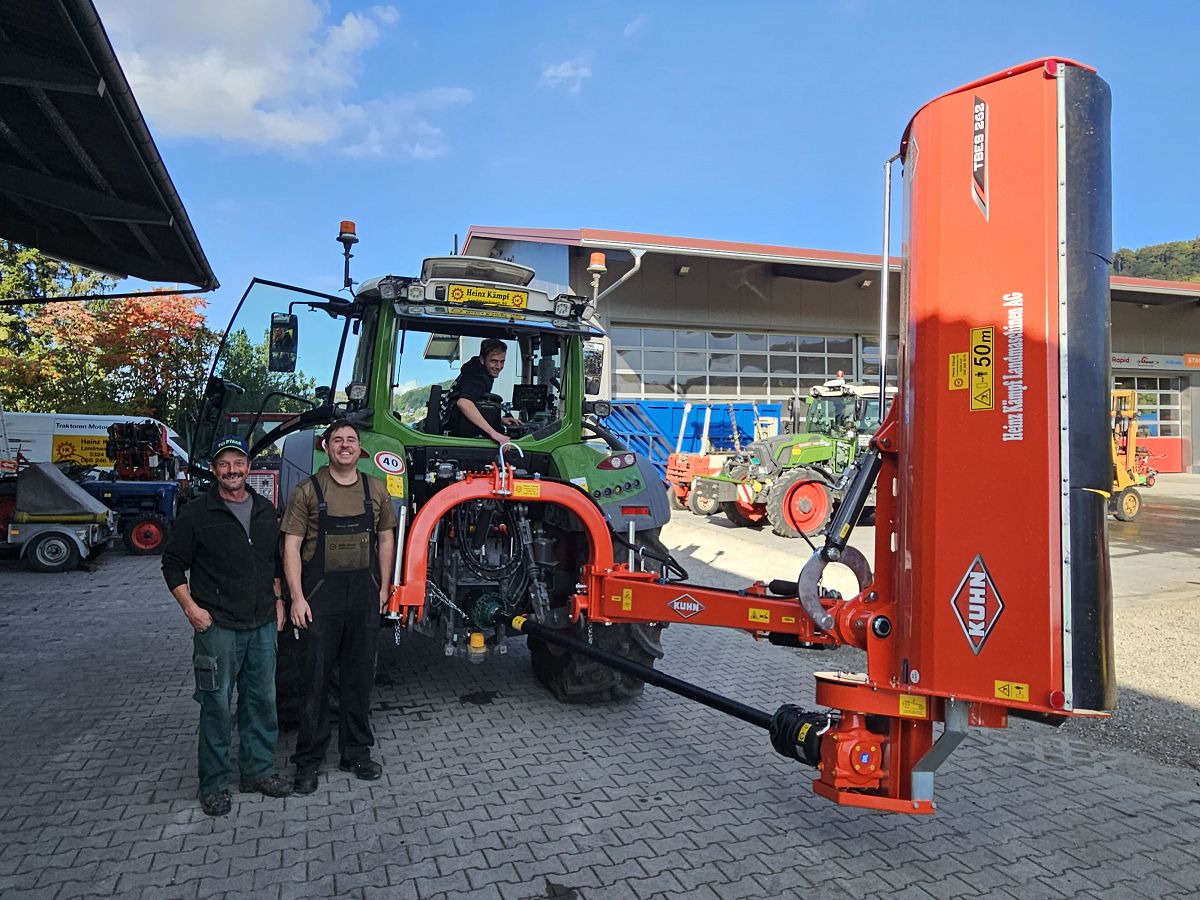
161, 485, 280, 630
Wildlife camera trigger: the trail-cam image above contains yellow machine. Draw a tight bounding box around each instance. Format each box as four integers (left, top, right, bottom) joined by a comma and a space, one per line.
1110, 390, 1157, 521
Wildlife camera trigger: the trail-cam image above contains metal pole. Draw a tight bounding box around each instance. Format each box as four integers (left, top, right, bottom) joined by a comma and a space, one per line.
675, 402, 692, 454
879, 153, 901, 406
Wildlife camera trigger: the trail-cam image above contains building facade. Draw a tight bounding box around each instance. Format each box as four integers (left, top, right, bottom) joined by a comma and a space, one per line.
463, 227, 1200, 473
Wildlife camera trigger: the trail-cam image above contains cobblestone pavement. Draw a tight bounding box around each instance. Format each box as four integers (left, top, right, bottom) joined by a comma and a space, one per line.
0, 503, 1198, 899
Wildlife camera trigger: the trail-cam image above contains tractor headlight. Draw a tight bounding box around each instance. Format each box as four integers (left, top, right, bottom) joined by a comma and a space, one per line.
404, 283, 425, 302
554, 299, 574, 318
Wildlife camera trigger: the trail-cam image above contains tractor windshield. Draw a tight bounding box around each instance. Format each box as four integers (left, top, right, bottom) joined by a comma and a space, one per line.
857, 397, 882, 432
807, 396, 856, 434
391, 321, 570, 438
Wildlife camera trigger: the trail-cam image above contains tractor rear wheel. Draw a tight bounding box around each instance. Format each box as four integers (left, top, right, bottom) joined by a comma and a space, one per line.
123, 514, 169, 555
1113, 486, 1141, 522
721, 499, 766, 528
767, 468, 832, 538
529, 526, 668, 703
530, 620, 664, 703
275, 623, 308, 730
687, 489, 718, 516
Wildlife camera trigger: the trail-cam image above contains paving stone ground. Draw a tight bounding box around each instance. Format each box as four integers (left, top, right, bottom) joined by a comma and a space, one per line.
0, 508, 1198, 899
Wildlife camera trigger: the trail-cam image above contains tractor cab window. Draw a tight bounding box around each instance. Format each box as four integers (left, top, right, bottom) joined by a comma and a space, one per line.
391, 329, 566, 438
808, 396, 855, 434
857, 397, 882, 432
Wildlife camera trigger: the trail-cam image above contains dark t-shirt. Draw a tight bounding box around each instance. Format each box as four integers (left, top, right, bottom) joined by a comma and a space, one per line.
223, 494, 253, 536
450, 356, 494, 403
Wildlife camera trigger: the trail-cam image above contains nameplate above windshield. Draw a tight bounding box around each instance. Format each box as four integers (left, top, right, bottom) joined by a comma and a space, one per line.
446, 283, 528, 310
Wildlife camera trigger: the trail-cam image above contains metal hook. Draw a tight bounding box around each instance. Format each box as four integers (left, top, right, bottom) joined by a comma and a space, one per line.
496, 442, 524, 495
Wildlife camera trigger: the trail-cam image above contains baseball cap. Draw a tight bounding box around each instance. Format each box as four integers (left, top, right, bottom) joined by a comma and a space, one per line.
211, 435, 250, 458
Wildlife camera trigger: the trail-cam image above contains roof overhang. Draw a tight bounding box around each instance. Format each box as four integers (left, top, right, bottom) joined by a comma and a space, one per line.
465, 225, 1200, 305
0, 0, 217, 291
463, 225, 901, 281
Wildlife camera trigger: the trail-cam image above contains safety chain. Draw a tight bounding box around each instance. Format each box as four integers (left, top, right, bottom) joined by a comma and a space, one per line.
427, 580, 471, 619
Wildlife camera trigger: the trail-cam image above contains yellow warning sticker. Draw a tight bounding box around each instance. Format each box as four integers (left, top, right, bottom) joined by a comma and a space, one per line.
781, 616, 796, 624
513, 482, 541, 499
385, 474, 405, 498
949, 352, 969, 390
970, 326, 994, 410
748, 608, 771, 625
899, 695, 928, 718
622, 588, 633, 612
994, 680, 1030, 703
797, 722, 812, 742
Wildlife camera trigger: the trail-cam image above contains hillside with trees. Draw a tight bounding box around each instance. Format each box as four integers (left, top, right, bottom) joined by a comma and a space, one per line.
1113, 236, 1200, 282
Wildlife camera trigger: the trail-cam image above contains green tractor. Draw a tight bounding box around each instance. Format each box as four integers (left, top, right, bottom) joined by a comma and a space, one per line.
689, 379, 892, 538
189, 229, 679, 708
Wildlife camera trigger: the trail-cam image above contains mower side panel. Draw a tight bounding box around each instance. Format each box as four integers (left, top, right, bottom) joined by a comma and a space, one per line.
893, 61, 1115, 714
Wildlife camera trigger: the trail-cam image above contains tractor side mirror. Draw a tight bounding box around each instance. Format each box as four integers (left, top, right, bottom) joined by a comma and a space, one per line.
268, 312, 299, 372
583, 341, 604, 396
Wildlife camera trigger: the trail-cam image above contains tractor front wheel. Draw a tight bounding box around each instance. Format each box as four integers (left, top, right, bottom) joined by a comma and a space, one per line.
687, 489, 718, 516
124, 514, 169, 555
1113, 486, 1141, 522
767, 469, 832, 538
721, 499, 767, 528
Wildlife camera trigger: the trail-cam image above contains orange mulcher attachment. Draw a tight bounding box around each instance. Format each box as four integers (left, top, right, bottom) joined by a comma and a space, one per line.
387, 58, 1117, 815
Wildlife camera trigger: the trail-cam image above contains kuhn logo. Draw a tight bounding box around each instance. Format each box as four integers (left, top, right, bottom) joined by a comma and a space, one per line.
950, 554, 1003, 655
667, 594, 704, 619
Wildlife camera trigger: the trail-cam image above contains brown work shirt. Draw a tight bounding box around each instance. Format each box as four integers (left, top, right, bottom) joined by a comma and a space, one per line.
280, 467, 398, 564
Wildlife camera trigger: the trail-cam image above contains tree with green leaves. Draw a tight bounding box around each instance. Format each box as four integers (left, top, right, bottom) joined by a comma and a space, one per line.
1112, 236, 1200, 283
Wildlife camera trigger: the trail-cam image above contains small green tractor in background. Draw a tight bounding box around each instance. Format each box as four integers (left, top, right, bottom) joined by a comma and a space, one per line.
688, 379, 893, 538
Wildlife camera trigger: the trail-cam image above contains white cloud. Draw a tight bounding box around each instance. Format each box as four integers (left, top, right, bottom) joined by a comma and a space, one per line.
99, 0, 471, 159
540, 59, 592, 94
622, 14, 648, 40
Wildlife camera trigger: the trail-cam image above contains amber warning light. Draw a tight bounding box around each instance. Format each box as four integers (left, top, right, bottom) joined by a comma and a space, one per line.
338, 220, 358, 244
588, 252, 607, 274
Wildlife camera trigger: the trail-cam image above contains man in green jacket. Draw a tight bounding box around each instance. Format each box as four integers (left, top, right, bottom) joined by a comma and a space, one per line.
162, 436, 292, 816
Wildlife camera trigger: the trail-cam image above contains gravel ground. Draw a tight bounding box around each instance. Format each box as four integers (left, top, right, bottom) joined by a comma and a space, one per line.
661, 472, 1200, 772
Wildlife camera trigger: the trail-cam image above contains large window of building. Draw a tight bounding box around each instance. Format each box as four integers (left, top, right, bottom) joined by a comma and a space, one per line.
610, 325, 860, 402
1113, 375, 1183, 437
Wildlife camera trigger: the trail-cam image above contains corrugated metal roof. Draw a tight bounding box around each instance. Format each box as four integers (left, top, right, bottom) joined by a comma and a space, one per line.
0, 0, 217, 291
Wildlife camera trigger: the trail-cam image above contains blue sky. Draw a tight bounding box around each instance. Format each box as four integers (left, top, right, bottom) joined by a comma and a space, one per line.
99, 0, 1200, 326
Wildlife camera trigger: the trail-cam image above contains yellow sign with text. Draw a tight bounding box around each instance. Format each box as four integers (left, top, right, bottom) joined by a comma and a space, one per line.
385, 475, 405, 498
970, 326, 994, 410
748, 608, 771, 625
52, 434, 110, 467
899, 695, 928, 718
949, 352, 968, 390
513, 482, 541, 499
446, 283, 528, 309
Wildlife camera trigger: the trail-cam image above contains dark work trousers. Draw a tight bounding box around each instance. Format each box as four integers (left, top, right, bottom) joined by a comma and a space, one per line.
193, 620, 278, 795
291, 475, 380, 774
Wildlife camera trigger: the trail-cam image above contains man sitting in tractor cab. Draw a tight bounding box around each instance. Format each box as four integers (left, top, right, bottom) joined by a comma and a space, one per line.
444, 338, 517, 445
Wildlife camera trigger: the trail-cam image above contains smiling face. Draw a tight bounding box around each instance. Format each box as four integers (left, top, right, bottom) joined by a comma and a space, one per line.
325, 424, 361, 470
213, 449, 249, 495
483, 349, 507, 379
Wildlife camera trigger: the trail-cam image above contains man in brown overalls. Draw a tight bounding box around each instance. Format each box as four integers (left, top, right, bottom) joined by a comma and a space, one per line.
281, 421, 396, 794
